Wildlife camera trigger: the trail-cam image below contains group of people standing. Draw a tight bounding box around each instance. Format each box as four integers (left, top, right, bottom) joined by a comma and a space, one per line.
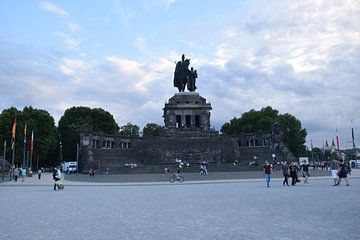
279, 160, 309, 186
263, 158, 350, 187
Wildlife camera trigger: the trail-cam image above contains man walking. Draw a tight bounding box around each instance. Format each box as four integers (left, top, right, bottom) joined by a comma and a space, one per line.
263, 160, 272, 188
330, 158, 339, 186
281, 160, 289, 186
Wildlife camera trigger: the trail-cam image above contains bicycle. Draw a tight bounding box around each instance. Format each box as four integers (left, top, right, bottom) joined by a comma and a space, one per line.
169, 172, 184, 183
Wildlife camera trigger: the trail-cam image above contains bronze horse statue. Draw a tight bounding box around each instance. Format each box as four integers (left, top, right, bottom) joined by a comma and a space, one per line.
173, 57, 190, 92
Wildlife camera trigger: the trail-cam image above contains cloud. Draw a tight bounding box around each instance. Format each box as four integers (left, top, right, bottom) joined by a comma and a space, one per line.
39, 1, 69, 17
2, 0, 360, 150
143, 0, 176, 10
68, 23, 81, 32
54, 32, 81, 51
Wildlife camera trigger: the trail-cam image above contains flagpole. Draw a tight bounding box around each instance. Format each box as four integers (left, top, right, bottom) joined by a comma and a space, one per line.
1, 140, 6, 180
11, 144, 15, 169
11, 117, 17, 168
30, 130, 34, 171
311, 140, 314, 161
22, 124, 27, 168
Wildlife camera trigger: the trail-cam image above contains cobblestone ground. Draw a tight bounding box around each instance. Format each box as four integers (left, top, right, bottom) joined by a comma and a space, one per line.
1, 174, 359, 240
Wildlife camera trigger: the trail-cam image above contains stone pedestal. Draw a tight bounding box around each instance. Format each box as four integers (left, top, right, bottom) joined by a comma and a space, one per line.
163, 92, 216, 136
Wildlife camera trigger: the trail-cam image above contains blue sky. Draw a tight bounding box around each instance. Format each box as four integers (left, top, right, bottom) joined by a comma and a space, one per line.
0, 0, 360, 149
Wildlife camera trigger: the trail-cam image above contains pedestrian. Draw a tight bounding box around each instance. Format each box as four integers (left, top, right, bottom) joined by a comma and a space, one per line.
281, 160, 289, 186
263, 160, 272, 188
302, 160, 310, 186
38, 169, 42, 179
337, 160, 349, 186
21, 167, 26, 182
14, 167, 20, 182
53, 167, 60, 190
91, 169, 95, 178
289, 161, 299, 186
330, 158, 339, 186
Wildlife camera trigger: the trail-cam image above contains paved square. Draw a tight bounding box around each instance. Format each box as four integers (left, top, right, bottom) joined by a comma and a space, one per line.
1, 176, 359, 240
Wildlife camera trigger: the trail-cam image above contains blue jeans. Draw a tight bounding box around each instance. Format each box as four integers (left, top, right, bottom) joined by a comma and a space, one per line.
265, 174, 271, 187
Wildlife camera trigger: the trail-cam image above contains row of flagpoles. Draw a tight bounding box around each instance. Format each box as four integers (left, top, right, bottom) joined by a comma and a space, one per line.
9, 117, 34, 169
310, 127, 357, 152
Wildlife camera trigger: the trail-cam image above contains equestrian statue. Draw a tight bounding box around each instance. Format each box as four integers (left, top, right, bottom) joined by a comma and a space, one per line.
173, 54, 198, 92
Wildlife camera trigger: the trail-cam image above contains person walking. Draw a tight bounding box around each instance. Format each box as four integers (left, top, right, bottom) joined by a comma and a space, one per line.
281, 160, 289, 186
13, 167, 20, 182
53, 167, 61, 190
263, 160, 272, 188
330, 158, 339, 186
337, 160, 349, 186
38, 169, 42, 180
302, 160, 310, 185
20, 167, 26, 182
289, 161, 299, 186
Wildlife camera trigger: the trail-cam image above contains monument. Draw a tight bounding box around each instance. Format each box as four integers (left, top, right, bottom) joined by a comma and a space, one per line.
79, 54, 292, 173
164, 54, 215, 137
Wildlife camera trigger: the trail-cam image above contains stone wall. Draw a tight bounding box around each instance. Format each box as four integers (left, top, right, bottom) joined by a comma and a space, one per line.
136, 136, 238, 164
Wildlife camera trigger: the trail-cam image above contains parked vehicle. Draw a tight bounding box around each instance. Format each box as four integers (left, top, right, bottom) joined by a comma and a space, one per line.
349, 160, 360, 169
61, 161, 77, 173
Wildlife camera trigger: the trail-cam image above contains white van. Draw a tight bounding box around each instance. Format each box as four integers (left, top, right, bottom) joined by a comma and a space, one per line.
349, 160, 360, 169
62, 161, 77, 173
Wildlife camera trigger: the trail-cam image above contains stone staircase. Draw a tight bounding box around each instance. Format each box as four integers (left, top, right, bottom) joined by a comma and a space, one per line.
238, 146, 273, 163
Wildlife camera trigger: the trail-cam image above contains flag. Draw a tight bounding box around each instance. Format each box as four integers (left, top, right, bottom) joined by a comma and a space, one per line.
30, 130, 34, 157
352, 128, 356, 148
336, 128, 340, 150
24, 123, 27, 143
11, 117, 17, 150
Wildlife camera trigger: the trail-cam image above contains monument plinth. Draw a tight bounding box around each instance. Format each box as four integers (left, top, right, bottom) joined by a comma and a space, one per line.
163, 92, 215, 136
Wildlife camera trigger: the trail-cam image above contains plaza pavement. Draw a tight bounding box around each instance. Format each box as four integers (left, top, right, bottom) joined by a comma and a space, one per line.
1, 168, 359, 186
1, 170, 359, 240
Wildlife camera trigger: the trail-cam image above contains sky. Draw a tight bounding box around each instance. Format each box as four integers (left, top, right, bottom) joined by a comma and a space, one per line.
0, 0, 359, 149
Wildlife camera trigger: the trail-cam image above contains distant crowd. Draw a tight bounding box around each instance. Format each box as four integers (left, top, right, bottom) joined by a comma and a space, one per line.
263, 158, 350, 188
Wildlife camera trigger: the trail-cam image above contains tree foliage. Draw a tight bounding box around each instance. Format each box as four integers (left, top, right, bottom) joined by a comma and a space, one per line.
58, 106, 119, 161
0, 106, 59, 168
119, 123, 140, 137
143, 123, 164, 137
220, 106, 307, 157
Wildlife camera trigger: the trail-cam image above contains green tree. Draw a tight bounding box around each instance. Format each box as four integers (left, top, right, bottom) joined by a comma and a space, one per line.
312, 147, 323, 160
278, 113, 307, 157
220, 106, 307, 157
0, 106, 59, 168
143, 123, 164, 137
58, 106, 119, 162
119, 123, 140, 137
